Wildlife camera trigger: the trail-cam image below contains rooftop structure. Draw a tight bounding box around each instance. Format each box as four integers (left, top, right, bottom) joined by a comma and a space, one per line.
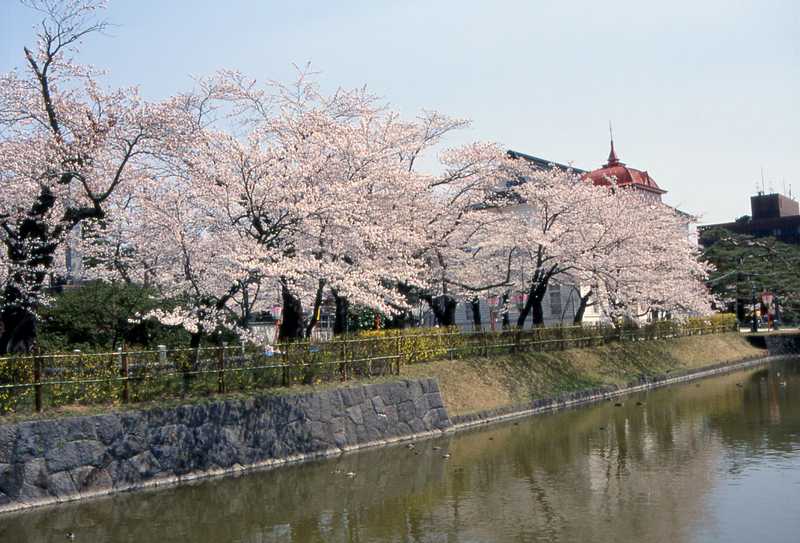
700, 191, 800, 245
582, 139, 666, 200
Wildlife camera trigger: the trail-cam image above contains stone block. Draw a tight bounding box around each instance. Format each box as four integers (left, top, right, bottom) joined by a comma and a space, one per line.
13, 422, 46, 462
426, 392, 444, 410
371, 395, 386, 415
414, 396, 429, 418
346, 405, 363, 425
64, 417, 98, 442
128, 451, 161, 478
94, 414, 123, 446
150, 445, 180, 472
409, 418, 426, 434
82, 466, 113, 493
45, 440, 106, 472
107, 459, 141, 486
21, 458, 48, 491
112, 433, 147, 459
407, 380, 424, 400
17, 481, 49, 502
0, 462, 15, 497
48, 470, 78, 497
397, 401, 416, 422
0, 425, 16, 463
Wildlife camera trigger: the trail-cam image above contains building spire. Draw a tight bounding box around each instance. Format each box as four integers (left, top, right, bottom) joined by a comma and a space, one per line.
607, 121, 620, 166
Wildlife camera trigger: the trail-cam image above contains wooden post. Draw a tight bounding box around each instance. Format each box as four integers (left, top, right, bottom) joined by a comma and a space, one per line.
341, 340, 348, 381
282, 344, 289, 387
120, 348, 129, 404
33, 353, 43, 413
218, 343, 226, 394
396, 336, 401, 376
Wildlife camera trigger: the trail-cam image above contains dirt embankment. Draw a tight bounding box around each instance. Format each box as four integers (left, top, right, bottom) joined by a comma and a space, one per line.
402, 333, 766, 417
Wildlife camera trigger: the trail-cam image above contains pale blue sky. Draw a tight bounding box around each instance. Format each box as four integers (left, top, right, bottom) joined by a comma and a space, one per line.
2, 0, 798, 223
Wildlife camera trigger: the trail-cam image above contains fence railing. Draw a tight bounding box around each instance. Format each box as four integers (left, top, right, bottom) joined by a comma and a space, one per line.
0, 320, 737, 415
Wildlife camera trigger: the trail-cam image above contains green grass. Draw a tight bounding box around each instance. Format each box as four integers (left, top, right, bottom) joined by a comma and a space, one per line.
402, 333, 766, 417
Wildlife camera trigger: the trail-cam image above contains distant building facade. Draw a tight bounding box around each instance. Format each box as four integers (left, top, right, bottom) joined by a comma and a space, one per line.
700, 192, 800, 245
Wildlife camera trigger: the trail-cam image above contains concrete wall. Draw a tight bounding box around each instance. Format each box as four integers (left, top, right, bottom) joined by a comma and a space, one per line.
0, 379, 450, 513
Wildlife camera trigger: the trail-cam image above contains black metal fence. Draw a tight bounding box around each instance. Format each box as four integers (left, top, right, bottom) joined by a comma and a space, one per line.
0, 319, 737, 415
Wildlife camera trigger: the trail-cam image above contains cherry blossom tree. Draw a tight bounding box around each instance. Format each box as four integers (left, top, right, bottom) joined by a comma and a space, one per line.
82, 173, 264, 347
471, 159, 713, 326
411, 142, 516, 325
0, 0, 195, 352
193, 72, 468, 339
577, 192, 713, 323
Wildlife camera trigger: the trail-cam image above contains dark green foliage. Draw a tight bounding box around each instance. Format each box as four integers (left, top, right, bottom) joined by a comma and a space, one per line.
38, 281, 191, 351
701, 227, 800, 324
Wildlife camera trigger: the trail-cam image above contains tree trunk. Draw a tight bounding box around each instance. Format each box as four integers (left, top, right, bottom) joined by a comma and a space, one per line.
735, 297, 746, 323
530, 296, 545, 326
517, 285, 546, 328
0, 308, 37, 354
501, 291, 511, 330
430, 295, 457, 327
573, 291, 592, 324
470, 298, 482, 331
279, 281, 304, 340
304, 280, 325, 338
332, 290, 350, 335
0, 188, 61, 354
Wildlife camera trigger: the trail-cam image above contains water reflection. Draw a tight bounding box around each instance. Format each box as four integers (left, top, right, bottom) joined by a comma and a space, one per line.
2, 359, 799, 542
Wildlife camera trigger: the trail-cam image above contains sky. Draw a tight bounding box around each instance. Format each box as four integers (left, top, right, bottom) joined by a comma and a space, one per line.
2, 0, 798, 224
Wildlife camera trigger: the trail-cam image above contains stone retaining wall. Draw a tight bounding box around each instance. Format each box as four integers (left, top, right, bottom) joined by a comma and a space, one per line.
0, 379, 450, 513
764, 334, 800, 356
2, 347, 792, 515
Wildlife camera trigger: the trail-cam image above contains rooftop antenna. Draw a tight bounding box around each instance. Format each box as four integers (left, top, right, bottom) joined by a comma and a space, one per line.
760, 167, 766, 194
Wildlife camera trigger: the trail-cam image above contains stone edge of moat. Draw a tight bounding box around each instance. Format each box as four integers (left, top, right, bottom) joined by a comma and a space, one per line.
3, 339, 797, 516
449, 353, 791, 430
0, 378, 451, 515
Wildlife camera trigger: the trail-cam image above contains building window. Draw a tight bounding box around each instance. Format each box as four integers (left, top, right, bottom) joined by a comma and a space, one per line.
549, 286, 562, 317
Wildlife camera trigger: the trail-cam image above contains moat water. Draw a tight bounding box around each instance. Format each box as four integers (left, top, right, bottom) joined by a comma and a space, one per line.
3, 358, 799, 542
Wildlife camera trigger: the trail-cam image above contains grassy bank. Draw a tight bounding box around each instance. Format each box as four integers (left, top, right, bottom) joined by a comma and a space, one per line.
402, 333, 765, 417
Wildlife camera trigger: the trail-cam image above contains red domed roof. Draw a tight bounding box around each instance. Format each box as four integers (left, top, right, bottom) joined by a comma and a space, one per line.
582, 140, 666, 195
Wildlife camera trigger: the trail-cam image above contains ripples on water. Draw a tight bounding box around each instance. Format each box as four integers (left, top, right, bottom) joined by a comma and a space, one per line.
2, 358, 799, 543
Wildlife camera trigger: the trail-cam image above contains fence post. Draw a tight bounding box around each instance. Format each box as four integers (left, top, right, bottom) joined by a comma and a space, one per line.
282, 344, 289, 387
33, 352, 43, 413
396, 336, 402, 376
218, 343, 226, 394
119, 347, 129, 404
342, 340, 348, 381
